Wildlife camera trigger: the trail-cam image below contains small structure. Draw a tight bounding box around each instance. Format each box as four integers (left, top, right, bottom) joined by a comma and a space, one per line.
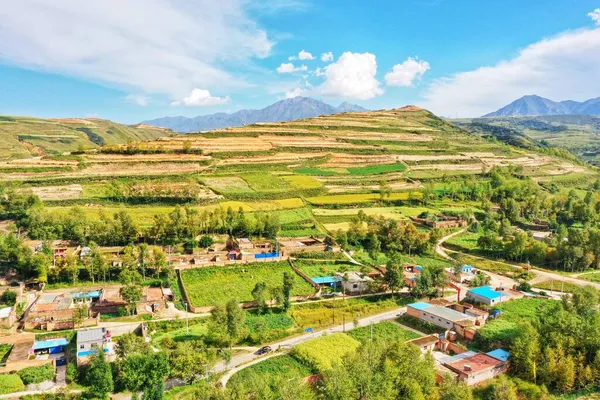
466, 286, 522, 306
0, 306, 16, 329
311, 276, 341, 288
77, 327, 113, 364
79, 246, 92, 258
532, 231, 552, 241
337, 271, 372, 295
236, 238, 254, 251
486, 349, 510, 363
442, 351, 509, 385
420, 306, 476, 330
407, 335, 439, 352
72, 290, 102, 305
161, 287, 174, 302
31, 338, 69, 356
407, 302, 433, 319
138, 287, 165, 314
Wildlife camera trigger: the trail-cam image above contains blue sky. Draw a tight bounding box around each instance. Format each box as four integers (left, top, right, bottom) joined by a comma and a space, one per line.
0, 0, 599, 123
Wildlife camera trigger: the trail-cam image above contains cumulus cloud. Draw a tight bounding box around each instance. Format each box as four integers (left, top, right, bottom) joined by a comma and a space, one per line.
422, 27, 600, 117
298, 50, 315, 60
276, 63, 308, 73
171, 89, 230, 106
0, 0, 273, 100
321, 52, 334, 62
385, 57, 430, 87
285, 87, 309, 98
126, 94, 149, 106
590, 8, 600, 25
316, 52, 383, 100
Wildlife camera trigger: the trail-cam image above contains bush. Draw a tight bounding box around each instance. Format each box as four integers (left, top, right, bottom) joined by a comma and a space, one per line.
65, 363, 77, 384
0, 374, 25, 395
291, 333, 360, 371
18, 363, 55, 385
0, 290, 17, 306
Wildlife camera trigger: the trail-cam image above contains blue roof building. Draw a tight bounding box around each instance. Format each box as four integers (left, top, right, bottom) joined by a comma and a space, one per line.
461, 265, 475, 274
311, 276, 341, 286
408, 301, 432, 310
467, 286, 505, 305
487, 349, 510, 362
32, 338, 69, 354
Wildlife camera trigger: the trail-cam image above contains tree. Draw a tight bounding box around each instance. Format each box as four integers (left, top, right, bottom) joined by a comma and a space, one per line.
198, 235, 214, 249
152, 247, 168, 278
138, 243, 149, 281
73, 303, 88, 328
225, 299, 246, 347
86, 351, 114, 399
251, 282, 269, 313
115, 333, 151, 359
282, 272, 295, 312
488, 375, 518, 400
0, 290, 17, 306
209, 302, 230, 346
510, 323, 540, 383
439, 374, 473, 400
115, 352, 169, 399
384, 255, 404, 296
120, 284, 142, 315
167, 342, 215, 384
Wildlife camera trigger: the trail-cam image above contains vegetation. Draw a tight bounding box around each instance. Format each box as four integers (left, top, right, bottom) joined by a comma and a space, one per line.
347, 321, 421, 343
291, 333, 361, 371
18, 363, 55, 385
0, 374, 25, 395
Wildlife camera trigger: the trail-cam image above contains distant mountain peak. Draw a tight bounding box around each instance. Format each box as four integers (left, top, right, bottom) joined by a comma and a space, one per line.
142, 97, 368, 133
484, 95, 600, 117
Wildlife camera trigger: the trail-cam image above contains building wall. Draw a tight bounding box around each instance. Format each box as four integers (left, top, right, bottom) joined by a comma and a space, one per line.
421, 310, 456, 329
406, 306, 423, 319
460, 365, 506, 386
466, 292, 497, 306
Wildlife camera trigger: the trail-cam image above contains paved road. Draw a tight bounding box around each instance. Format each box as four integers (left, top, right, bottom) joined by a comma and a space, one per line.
217, 306, 407, 387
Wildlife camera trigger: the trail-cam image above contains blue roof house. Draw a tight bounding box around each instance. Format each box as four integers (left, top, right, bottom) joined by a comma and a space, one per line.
466, 286, 504, 306
461, 265, 475, 274
487, 349, 511, 362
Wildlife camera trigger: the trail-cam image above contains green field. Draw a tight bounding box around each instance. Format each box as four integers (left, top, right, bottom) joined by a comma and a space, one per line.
202, 177, 254, 194
531, 279, 585, 294
291, 333, 360, 371
577, 272, 600, 283
347, 321, 420, 343
445, 231, 480, 251
242, 173, 292, 192
228, 354, 312, 388
294, 260, 363, 278
347, 162, 407, 175
181, 262, 316, 307
307, 192, 418, 205
281, 175, 322, 189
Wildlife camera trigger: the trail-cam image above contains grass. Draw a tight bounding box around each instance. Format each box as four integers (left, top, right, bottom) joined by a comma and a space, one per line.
242, 173, 292, 192
293, 260, 363, 278
0, 374, 25, 395
295, 167, 344, 176
228, 354, 312, 388
532, 279, 584, 294
291, 333, 360, 371
0, 345, 12, 364
347, 321, 420, 343
477, 298, 558, 347
451, 254, 521, 275
445, 231, 480, 251
290, 295, 412, 329
281, 175, 322, 189
347, 162, 407, 175
18, 363, 55, 385
180, 262, 316, 307
396, 315, 446, 335
202, 177, 254, 194
577, 272, 600, 283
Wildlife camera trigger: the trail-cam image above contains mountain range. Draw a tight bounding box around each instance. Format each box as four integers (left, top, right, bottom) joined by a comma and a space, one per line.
142, 97, 367, 133
484, 95, 600, 117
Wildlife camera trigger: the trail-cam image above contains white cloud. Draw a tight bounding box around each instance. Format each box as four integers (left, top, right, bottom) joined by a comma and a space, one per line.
385, 57, 430, 87
0, 0, 273, 100
276, 62, 308, 73
171, 88, 230, 106
316, 52, 383, 100
590, 8, 600, 25
288, 56, 297, 61
285, 87, 309, 98
125, 94, 149, 106
298, 50, 315, 60
321, 52, 334, 62
422, 27, 600, 117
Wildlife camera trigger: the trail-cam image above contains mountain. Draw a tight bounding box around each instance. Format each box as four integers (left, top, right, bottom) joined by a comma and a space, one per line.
484, 95, 600, 117
0, 116, 174, 160
142, 97, 368, 133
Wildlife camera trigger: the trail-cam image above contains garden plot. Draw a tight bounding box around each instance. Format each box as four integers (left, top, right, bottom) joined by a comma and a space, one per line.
281, 175, 322, 189
0, 157, 78, 167
29, 184, 83, 200
201, 177, 255, 194
180, 261, 316, 307
260, 134, 376, 149
242, 173, 292, 192
217, 152, 326, 165
85, 153, 212, 162
322, 154, 402, 167
154, 136, 273, 153
325, 180, 421, 193
307, 192, 417, 205
292, 333, 360, 371
294, 260, 363, 278
410, 163, 485, 171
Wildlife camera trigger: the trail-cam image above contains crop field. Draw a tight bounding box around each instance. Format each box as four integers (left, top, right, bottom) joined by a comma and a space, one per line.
531, 279, 584, 294
294, 260, 363, 278
306, 192, 419, 205
180, 261, 316, 306
347, 321, 420, 343
291, 333, 360, 371
202, 176, 254, 194
445, 231, 480, 251
281, 174, 322, 189
228, 354, 313, 388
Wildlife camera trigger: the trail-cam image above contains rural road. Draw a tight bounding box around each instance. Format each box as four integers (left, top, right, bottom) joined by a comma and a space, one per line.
436, 229, 600, 291
216, 306, 408, 387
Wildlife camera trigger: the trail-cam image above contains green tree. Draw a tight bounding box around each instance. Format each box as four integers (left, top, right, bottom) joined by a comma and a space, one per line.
225, 299, 246, 347
120, 284, 142, 315
489, 376, 518, 400
115, 333, 151, 359
439, 374, 473, 400
86, 351, 114, 399
384, 255, 404, 296
251, 282, 269, 313
282, 272, 295, 312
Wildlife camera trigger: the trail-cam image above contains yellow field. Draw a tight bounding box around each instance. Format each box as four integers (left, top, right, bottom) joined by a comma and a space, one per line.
281, 174, 322, 189
306, 192, 420, 205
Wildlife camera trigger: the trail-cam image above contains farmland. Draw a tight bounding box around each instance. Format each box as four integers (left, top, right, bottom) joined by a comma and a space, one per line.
180, 261, 316, 307
228, 354, 312, 388
291, 333, 360, 371
347, 321, 421, 343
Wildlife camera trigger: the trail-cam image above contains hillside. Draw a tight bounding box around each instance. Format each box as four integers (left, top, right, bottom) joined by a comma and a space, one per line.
0, 115, 175, 160
1, 106, 594, 238
142, 97, 367, 133
453, 115, 600, 165
484, 95, 600, 117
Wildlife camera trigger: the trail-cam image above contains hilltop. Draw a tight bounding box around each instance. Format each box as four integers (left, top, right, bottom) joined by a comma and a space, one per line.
484, 95, 600, 117
0, 115, 175, 160
142, 96, 367, 133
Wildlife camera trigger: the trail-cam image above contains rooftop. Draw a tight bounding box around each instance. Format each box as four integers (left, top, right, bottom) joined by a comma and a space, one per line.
487, 349, 510, 362
445, 353, 505, 376
408, 302, 432, 310
468, 286, 501, 300
78, 327, 107, 343
33, 338, 69, 350
407, 334, 439, 347
311, 276, 341, 285
0, 306, 12, 319
423, 306, 476, 323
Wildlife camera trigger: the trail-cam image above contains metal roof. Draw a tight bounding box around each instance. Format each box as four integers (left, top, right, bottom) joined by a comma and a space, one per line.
77, 328, 106, 343
423, 306, 476, 323
311, 276, 341, 284
468, 286, 501, 299
440, 351, 477, 364
408, 302, 432, 310
33, 338, 69, 350
487, 349, 510, 362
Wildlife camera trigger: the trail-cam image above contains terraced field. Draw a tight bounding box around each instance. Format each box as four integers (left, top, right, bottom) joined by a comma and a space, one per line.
2, 107, 596, 236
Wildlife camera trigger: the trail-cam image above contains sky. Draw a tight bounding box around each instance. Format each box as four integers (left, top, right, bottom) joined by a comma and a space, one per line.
0, 0, 599, 123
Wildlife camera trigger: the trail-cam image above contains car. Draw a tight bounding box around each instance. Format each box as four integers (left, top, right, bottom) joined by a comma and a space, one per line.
255, 346, 272, 355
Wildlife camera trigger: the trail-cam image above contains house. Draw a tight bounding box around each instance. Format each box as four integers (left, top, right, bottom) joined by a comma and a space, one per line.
407, 302, 433, 319
72, 290, 102, 305
254, 241, 274, 252
0, 306, 16, 328
236, 238, 254, 251
139, 287, 165, 313
79, 246, 92, 258
92, 288, 127, 315
407, 335, 439, 352
487, 349, 510, 363
532, 231, 552, 241
419, 306, 477, 330
31, 338, 69, 356
311, 276, 341, 288
442, 351, 508, 385
161, 287, 174, 302
337, 271, 373, 295
447, 265, 477, 284
25, 293, 76, 330
466, 286, 522, 306
77, 327, 113, 364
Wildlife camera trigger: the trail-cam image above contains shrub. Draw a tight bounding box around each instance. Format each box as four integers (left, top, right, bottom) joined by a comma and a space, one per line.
18, 363, 55, 385
0, 374, 25, 395
0, 290, 17, 306
65, 363, 77, 384
291, 333, 360, 371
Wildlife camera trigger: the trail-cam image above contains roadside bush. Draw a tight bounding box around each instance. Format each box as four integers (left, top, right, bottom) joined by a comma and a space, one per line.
65, 363, 77, 384
0, 290, 17, 306
292, 333, 360, 372
0, 374, 25, 395
18, 363, 55, 385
